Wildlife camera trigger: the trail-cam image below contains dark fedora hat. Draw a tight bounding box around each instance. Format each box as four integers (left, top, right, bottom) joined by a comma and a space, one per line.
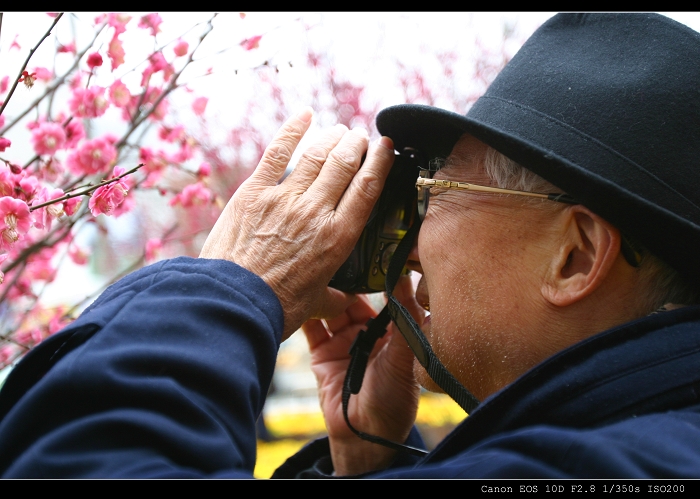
376, 13, 700, 283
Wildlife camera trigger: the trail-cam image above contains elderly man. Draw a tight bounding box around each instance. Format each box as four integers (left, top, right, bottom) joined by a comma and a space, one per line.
1, 13, 700, 478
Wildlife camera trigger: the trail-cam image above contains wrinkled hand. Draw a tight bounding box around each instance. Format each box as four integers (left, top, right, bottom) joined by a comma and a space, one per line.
302, 275, 425, 475
200, 108, 395, 340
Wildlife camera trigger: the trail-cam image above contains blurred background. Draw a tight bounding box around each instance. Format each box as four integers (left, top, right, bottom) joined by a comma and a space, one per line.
1, 12, 698, 478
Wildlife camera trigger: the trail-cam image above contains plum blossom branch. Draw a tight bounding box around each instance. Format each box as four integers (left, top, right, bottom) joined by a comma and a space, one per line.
0, 14, 63, 118
0, 203, 83, 277
115, 14, 217, 151
10, 219, 89, 341
0, 22, 105, 136
28, 164, 143, 212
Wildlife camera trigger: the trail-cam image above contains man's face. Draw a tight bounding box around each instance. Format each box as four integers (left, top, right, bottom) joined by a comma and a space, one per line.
410, 134, 566, 401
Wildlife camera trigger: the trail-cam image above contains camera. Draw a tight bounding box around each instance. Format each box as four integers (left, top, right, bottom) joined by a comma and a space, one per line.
328, 148, 423, 293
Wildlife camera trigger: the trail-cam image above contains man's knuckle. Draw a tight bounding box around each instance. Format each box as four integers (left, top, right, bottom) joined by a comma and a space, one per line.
302, 146, 328, 165
265, 142, 294, 165
355, 170, 383, 198
328, 150, 358, 171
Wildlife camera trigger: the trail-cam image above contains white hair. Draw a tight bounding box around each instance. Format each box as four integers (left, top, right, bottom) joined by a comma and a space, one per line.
480, 146, 700, 310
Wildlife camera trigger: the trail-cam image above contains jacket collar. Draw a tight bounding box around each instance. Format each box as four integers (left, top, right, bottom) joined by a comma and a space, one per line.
427, 305, 700, 462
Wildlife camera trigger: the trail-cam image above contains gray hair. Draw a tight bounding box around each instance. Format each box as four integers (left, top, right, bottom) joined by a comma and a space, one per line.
481, 147, 700, 310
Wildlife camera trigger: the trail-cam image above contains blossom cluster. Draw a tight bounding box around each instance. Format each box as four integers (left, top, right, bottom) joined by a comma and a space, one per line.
0, 12, 254, 369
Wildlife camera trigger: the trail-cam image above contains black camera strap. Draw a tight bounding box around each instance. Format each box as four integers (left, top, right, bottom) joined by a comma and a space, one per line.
341, 218, 480, 457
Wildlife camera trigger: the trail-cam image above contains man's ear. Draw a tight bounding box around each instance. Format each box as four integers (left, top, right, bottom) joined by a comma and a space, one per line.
542, 205, 621, 307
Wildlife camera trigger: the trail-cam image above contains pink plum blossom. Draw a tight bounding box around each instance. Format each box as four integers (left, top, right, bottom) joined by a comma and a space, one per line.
198, 162, 211, 177
158, 125, 185, 143
192, 96, 208, 116
173, 39, 188, 57
106, 13, 131, 36
18, 175, 39, 202
0, 197, 32, 251
169, 182, 212, 207
0, 167, 15, 196
25, 247, 57, 283
57, 41, 77, 54
10, 34, 20, 51
240, 35, 262, 51
1, 75, 9, 93
108, 36, 126, 69
0, 346, 14, 364
69, 246, 89, 265
63, 197, 81, 216
32, 187, 65, 230
31, 122, 67, 156
141, 52, 174, 86
66, 136, 117, 176
32, 67, 53, 82
14, 328, 45, 346
0, 138, 10, 152
88, 166, 129, 216
64, 119, 86, 149
48, 308, 72, 334
139, 14, 162, 36
145, 238, 162, 262
19, 71, 37, 89
150, 97, 169, 122
70, 73, 82, 89
109, 80, 131, 108
36, 157, 64, 183
68, 86, 109, 118
170, 141, 194, 163
87, 52, 103, 69
139, 147, 166, 173
111, 192, 135, 217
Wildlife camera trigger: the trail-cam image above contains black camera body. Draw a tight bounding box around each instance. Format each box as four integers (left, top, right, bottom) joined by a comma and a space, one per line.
328, 148, 422, 293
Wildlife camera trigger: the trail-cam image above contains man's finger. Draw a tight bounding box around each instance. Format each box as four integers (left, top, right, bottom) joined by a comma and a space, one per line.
283, 124, 348, 192
305, 127, 369, 206
325, 294, 376, 332
249, 107, 314, 187
334, 136, 395, 228
301, 319, 331, 350
311, 287, 358, 323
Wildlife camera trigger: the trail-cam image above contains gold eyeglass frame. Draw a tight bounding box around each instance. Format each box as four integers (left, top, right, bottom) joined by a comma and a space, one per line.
415, 177, 577, 206
414, 173, 642, 267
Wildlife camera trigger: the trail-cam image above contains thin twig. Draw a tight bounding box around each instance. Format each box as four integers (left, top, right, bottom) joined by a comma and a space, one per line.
0, 22, 105, 136
0, 14, 63, 119
12, 219, 88, 336
115, 14, 217, 151
0, 204, 83, 276
29, 164, 143, 212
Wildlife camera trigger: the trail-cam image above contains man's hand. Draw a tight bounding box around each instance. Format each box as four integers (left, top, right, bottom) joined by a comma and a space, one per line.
200, 108, 395, 340
302, 275, 425, 475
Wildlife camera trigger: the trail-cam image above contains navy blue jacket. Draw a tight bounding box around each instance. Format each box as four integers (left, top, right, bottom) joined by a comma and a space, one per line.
1, 257, 700, 478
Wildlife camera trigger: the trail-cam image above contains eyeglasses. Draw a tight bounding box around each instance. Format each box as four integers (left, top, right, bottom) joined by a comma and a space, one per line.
415, 170, 642, 267
415, 173, 577, 221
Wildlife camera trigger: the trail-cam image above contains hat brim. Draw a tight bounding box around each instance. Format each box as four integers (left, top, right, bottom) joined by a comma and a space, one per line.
376, 103, 700, 283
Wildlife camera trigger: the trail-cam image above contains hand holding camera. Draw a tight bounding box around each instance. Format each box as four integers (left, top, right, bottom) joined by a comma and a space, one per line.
199, 109, 396, 340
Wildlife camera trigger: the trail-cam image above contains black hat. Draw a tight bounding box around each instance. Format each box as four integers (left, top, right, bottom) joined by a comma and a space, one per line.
376, 13, 700, 283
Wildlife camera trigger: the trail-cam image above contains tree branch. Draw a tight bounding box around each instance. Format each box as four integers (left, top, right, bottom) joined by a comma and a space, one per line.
0, 13, 63, 118
0, 20, 105, 136
29, 164, 143, 212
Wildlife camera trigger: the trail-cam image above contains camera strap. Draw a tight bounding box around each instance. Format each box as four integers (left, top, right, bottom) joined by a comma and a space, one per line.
342, 217, 481, 457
